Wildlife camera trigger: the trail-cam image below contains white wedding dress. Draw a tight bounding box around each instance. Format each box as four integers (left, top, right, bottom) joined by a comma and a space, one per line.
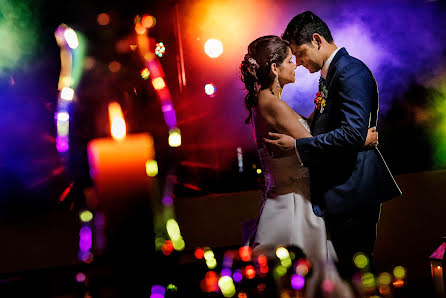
250, 119, 336, 266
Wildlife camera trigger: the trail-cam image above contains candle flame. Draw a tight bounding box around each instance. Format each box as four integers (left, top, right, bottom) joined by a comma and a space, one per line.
108, 102, 126, 140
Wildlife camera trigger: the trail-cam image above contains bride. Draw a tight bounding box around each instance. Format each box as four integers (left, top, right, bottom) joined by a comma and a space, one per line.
239, 35, 377, 268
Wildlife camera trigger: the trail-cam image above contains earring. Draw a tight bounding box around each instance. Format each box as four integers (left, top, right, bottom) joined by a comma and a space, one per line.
275, 74, 280, 89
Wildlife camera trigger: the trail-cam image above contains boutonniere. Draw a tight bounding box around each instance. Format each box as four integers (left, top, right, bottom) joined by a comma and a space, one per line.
314, 90, 327, 113
315, 77, 328, 113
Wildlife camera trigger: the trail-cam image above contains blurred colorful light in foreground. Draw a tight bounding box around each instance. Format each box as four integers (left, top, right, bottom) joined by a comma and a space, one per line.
168, 128, 181, 147
61, 87, 74, 100
166, 219, 185, 251
245, 265, 255, 279
354, 252, 369, 269
239, 246, 252, 262
75, 272, 86, 283
218, 276, 236, 297
97, 13, 110, 26
194, 248, 204, 259
145, 160, 158, 177
291, 274, 305, 290
135, 23, 146, 35
204, 39, 223, 58
142, 15, 156, 28
205, 83, 216, 96
141, 68, 150, 80
79, 210, 93, 222
155, 42, 166, 57
393, 266, 406, 279
108, 102, 126, 140
150, 285, 165, 298
152, 77, 166, 90
64, 28, 79, 49
233, 270, 243, 283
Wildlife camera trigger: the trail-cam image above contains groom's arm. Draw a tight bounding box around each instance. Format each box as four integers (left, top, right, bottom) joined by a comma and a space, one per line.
296, 63, 375, 167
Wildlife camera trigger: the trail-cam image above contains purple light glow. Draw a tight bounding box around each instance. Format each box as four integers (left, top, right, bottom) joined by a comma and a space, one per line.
291, 274, 305, 290
151, 285, 165, 295
163, 109, 177, 129
56, 136, 69, 152
162, 195, 173, 206
221, 268, 232, 277
222, 256, 233, 268
232, 270, 243, 283
75, 272, 86, 283
79, 226, 92, 251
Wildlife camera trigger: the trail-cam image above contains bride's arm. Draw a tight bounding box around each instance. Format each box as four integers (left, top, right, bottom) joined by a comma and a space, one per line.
258, 95, 312, 139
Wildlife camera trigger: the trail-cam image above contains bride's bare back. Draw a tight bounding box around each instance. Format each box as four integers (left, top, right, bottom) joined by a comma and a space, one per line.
253, 89, 311, 158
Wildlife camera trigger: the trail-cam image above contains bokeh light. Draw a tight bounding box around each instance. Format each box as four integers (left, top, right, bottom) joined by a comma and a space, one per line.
276, 247, 289, 260
162, 195, 173, 206
233, 270, 243, 283
218, 276, 236, 297
97, 13, 110, 26
79, 210, 93, 222
108, 61, 121, 73
167, 284, 177, 292
245, 265, 255, 279
57, 112, 70, 122
155, 42, 166, 58
56, 136, 69, 152
61, 87, 74, 100
362, 272, 376, 289
291, 274, 305, 290
393, 266, 406, 279
151, 285, 165, 298
378, 272, 392, 286
205, 83, 216, 96
204, 39, 223, 58
152, 77, 166, 90
75, 272, 86, 283
142, 15, 156, 28
135, 23, 146, 35
64, 28, 79, 49
145, 160, 158, 177
353, 252, 369, 269
162, 240, 174, 256
275, 265, 287, 277
168, 128, 181, 147
141, 68, 151, 80
239, 246, 252, 262
221, 268, 232, 277
256, 169, 262, 174
194, 248, 204, 259
206, 258, 217, 269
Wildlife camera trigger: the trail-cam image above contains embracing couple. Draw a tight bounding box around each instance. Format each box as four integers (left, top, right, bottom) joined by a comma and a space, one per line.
240, 11, 402, 280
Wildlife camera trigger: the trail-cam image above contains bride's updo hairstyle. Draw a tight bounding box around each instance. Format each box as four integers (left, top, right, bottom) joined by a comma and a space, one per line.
240, 35, 290, 124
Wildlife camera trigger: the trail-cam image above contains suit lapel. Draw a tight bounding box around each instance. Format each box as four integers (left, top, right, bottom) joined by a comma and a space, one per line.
325, 47, 348, 92
311, 48, 348, 134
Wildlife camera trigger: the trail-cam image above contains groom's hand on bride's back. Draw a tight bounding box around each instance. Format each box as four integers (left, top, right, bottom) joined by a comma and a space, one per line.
264, 127, 378, 151
365, 127, 378, 148
263, 132, 296, 151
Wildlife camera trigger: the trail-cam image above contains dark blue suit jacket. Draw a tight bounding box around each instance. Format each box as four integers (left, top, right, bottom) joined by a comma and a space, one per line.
295, 48, 402, 217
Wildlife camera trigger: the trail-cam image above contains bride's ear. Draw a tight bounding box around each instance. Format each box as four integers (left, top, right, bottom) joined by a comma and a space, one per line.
270, 63, 278, 76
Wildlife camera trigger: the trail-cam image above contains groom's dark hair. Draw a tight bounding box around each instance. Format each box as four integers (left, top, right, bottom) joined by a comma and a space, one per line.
282, 11, 333, 45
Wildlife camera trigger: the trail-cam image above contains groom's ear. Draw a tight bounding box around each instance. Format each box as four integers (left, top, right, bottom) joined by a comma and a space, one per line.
312, 34, 322, 49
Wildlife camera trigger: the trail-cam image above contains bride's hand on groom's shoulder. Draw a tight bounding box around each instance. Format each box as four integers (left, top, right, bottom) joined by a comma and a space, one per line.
263, 132, 295, 151
365, 127, 378, 148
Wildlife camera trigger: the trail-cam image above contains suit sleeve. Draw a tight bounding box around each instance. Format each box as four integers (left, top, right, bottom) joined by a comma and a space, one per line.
295, 63, 375, 167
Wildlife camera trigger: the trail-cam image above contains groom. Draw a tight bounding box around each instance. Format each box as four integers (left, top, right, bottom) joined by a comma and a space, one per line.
265, 11, 402, 278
